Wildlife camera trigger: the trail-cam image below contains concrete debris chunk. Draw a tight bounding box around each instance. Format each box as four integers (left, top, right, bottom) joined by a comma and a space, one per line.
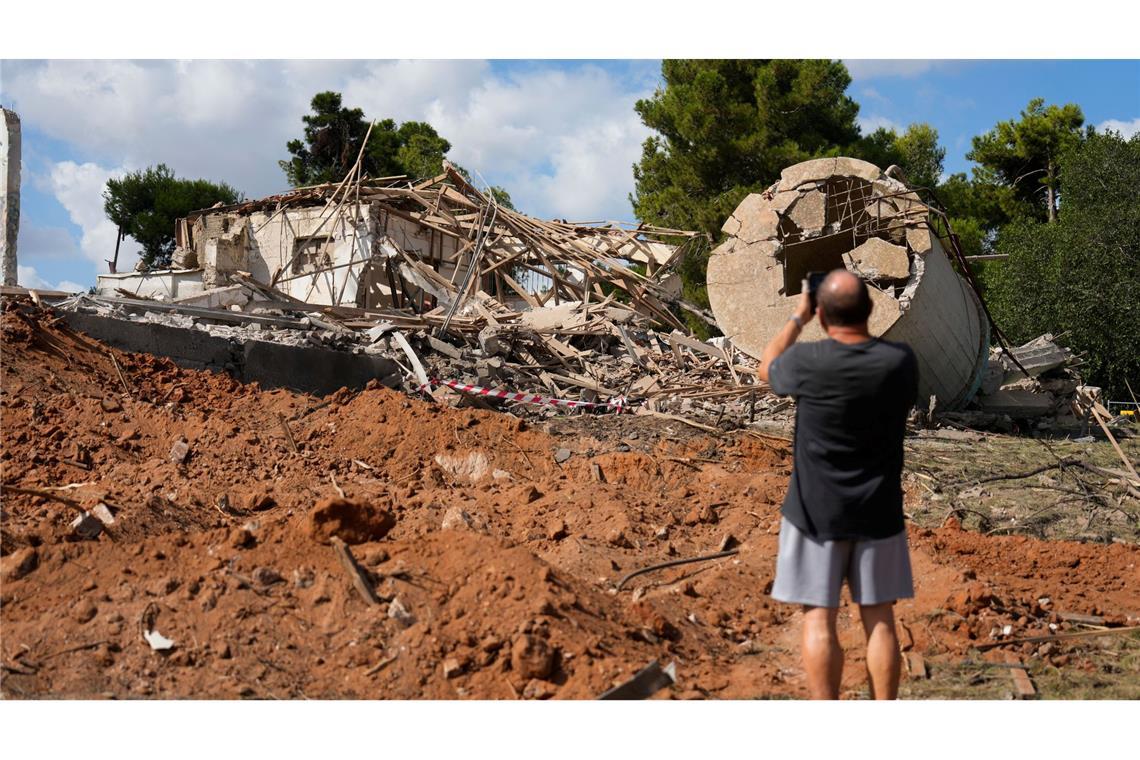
842, 238, 910, 280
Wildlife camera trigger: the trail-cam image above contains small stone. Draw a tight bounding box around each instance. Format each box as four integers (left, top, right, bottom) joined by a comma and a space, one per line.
553, 448, 572, 464
100, 396, 122, 413
230, 527, 256, 549
70, 511, 103, 540
442, 657, 463, 679
523, 679, 556, 700
73, 599, 98, 624
169, 439, 190, 464
546, 519, 568, 541
607, 528, 632, 548
682, 504, 718, 526
441, 507, 474, 531
511, 634, 554, 680
1, 547, 39, 583
252, 567, 284, 586
388, 596, 415, 627
244, 492, 276, 512
362, 548, 390, 567
521, 485, 542, 503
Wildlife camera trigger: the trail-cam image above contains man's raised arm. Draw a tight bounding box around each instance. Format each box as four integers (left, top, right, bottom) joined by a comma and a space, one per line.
757, 291, 814, 382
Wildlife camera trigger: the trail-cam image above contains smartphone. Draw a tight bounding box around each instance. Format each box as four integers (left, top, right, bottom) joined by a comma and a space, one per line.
803, 271, 827, 314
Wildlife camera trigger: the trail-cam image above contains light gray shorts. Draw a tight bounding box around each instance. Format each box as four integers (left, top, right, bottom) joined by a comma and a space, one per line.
770, 517, 914, 608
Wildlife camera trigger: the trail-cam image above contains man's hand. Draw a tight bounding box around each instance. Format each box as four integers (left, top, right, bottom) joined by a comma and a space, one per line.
795, 290, 815, 325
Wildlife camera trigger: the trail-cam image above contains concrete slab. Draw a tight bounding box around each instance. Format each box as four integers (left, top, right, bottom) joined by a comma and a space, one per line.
979, 389, 1055, 417
786, 190, 827, 233
843, 237, 910, 280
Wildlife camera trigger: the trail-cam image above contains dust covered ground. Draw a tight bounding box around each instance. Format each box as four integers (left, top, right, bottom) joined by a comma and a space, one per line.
2, 299, 1138, 699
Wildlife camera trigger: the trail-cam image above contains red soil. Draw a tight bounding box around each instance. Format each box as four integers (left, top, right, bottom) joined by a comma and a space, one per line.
1, 300, 1137, 699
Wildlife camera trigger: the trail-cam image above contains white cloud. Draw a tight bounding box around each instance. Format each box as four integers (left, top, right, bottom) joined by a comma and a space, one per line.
48, 160, 140, 271
858, 115, 902, 135
17, 265, 50, 289
1098, 117, 1140, 139
2, 60, 654, 223
845, 60, 961, 81
15, 265, 84, 292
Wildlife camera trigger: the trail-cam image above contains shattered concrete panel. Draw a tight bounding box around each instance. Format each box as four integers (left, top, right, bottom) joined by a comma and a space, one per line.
786, 190, 827, 233
843, 238, 910, 280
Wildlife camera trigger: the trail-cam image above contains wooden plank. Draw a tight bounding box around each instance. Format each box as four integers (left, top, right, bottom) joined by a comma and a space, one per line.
391, 331, 430, 390
905, 651, 927, 679
329, 537, 380, 606
1009, 667, 1036, 699
1088, 404, 1140, 484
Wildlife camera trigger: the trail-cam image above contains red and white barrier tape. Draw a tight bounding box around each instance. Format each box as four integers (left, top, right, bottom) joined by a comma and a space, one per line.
417, 377, 634, 412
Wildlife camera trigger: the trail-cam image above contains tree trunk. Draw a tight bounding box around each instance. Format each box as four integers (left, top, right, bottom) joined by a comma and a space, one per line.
108, 227, 122, 273
1046, 159, 1057, 224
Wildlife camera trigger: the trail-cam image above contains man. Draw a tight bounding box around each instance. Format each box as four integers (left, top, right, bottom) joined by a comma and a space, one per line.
756, 269, 918, 700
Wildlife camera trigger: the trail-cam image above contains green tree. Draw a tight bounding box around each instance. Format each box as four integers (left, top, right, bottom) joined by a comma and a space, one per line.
894, 123, 945, 191
966, 98, 1086, 223
103, 164, 241, 271
986, 130, 1139, 397
632, 60, 869, 332
281, 91, 514, 211
632, 59, 862, 239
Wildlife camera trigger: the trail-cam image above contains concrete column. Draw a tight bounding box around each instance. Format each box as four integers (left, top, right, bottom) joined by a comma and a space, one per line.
1, 107, 21, 286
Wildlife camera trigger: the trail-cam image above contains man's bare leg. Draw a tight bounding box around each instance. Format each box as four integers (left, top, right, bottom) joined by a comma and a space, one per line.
857, 602, 901, 699
801, 605, 842, 699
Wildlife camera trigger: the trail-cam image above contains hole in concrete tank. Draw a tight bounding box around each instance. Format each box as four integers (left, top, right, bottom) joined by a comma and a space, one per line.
780, 176, 877, 295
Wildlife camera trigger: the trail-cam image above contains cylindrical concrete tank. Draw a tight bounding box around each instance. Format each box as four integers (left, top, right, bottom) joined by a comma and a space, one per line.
707, 157, 988, 409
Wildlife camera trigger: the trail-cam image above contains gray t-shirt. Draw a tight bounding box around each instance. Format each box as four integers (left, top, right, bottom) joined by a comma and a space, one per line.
768, 337, 918, 540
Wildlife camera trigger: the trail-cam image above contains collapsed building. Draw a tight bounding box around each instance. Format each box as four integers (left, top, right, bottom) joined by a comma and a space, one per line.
97, 165, 704, 329
32, 157, 1114, 435
707, 157, 989, 410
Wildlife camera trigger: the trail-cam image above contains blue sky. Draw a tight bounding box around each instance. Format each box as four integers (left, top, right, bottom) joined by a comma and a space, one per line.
2, 59, 1138, 292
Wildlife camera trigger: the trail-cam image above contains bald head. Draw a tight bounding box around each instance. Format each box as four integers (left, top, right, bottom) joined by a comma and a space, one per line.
818, 269, 872, 327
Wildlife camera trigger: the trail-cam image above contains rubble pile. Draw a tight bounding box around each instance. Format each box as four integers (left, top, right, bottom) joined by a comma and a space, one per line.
56, 282, 788, 429
947, 334, 1130, 435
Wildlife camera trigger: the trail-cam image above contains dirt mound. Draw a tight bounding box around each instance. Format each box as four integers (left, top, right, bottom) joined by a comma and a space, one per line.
303, 498, 397, 545
2, 299, 1138, 699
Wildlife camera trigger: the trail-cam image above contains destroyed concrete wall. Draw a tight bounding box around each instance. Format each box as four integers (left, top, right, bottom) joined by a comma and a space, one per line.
95, 269, 207, 301
707, 157, 989, 410
188, 203, 465, 309
2, 107, 20, 287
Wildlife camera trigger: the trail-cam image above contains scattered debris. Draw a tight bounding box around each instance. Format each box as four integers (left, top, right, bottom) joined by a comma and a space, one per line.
598, 660, 677, 700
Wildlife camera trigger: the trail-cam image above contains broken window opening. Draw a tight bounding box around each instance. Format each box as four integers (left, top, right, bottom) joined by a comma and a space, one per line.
292, 236, 334, 274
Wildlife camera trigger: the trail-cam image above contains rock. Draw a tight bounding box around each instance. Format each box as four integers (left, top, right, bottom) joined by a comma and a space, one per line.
252, 567, 284, 586
546, 519, 568, 541
70, 511, 104, 540
388, 596, 415, 627
511, 634, 554, 680
553, 448, 572, 464
362, 548, 389, 567
523, 679, 556, 700
442, 657, 463, 679
169, 439, 190, 464
100, 396, 122, 412
683, 504, 718, 526
230, 527, 256, 549
91, 503, 116, 526
441, 506, 475, 531
303, 498, 396, 545
73, 599, 98, 624
244, 492, 276, 512
520, 485, 542, 503
607, 528, 632, 548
